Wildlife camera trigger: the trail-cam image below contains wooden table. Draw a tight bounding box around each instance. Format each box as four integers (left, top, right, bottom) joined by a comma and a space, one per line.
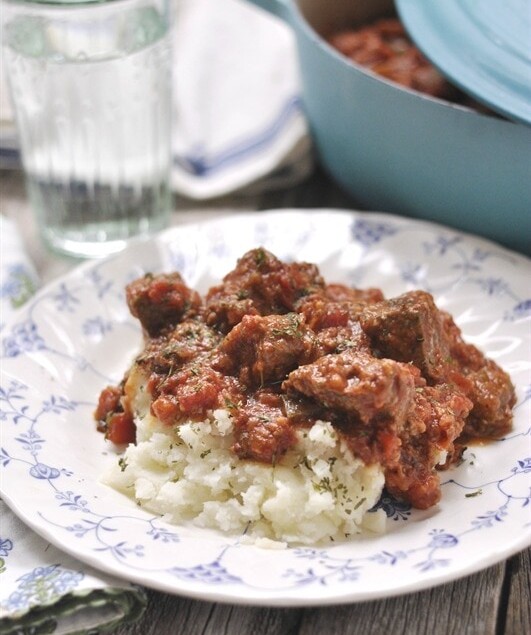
1, 168, 529, 635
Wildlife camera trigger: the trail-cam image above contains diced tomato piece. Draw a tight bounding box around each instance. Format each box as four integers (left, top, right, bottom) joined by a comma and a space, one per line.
94, 385, 121, 421
106, 412, 136, 445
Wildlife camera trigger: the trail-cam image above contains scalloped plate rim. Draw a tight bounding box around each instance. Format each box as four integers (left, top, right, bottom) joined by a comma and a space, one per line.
1, 208, 530, 606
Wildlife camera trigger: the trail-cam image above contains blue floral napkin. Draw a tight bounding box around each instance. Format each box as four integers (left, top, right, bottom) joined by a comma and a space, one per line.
0, 217, 147, 634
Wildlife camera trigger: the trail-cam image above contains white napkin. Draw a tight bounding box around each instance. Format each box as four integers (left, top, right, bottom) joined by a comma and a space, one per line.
0, 0, 313, 197
0, 217, 147, 634
172, 0, 313, 197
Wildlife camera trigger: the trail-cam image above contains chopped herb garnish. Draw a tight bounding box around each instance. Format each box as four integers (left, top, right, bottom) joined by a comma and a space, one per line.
255, 248, 266, 266
224, 397, 239, 410
313, 477, 332, 494
271, 314, 302, 339
354, 497, 366, 510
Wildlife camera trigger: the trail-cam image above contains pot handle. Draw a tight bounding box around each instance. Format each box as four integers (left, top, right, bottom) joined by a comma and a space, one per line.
245, 0, 291, 22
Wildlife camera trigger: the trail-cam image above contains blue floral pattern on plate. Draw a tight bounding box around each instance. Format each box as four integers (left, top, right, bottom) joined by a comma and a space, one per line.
0, 210, 530, 606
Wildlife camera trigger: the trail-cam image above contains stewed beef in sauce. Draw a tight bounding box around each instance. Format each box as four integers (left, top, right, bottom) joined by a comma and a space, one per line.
327, 17, 492, 113
95, 248, 515, 510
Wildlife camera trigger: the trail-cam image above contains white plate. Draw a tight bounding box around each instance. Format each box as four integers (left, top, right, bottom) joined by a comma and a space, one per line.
1, 210, 530, 606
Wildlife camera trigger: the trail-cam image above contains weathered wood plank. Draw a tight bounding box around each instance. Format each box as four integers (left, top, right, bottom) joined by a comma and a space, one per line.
298, 562, 506, 635
503, 547, 531, 635
201, 603, 302, 635
112, 593, 210, 635
112, 591, 302, 635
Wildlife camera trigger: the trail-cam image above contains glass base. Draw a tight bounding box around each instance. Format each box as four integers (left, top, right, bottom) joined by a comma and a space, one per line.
40, 215, 169, 259
28, 176, 171, 259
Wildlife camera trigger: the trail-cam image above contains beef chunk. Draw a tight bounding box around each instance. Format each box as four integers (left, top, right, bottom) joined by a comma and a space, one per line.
323, 283, 385, 304
407, 384, 472, 450
284, 349, 418, 426
126, 273, 202, 337
460, 359, 516, 439
297, 283, 384, 331
205, 248, 325, 332
150, 359, 228, 424
296, 293, 376, 355
136, 320, 222, 375
385, 384, 473, 509
359, 290, 451, 382
314, 322, 373, 357
297, 296, 366, 331
232, 390, 296, 463
440, 311, 516, 439
218, 313, 317, 387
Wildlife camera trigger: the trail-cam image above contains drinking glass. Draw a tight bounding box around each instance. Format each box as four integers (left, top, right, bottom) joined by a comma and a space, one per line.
2, 0, 173, 258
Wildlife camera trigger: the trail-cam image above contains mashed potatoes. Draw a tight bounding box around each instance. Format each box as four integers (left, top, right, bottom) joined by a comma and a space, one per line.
103, 367, 385, 545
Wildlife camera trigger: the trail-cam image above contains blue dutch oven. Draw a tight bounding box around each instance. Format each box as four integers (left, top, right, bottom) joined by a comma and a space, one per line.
247, 0, 531, 255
